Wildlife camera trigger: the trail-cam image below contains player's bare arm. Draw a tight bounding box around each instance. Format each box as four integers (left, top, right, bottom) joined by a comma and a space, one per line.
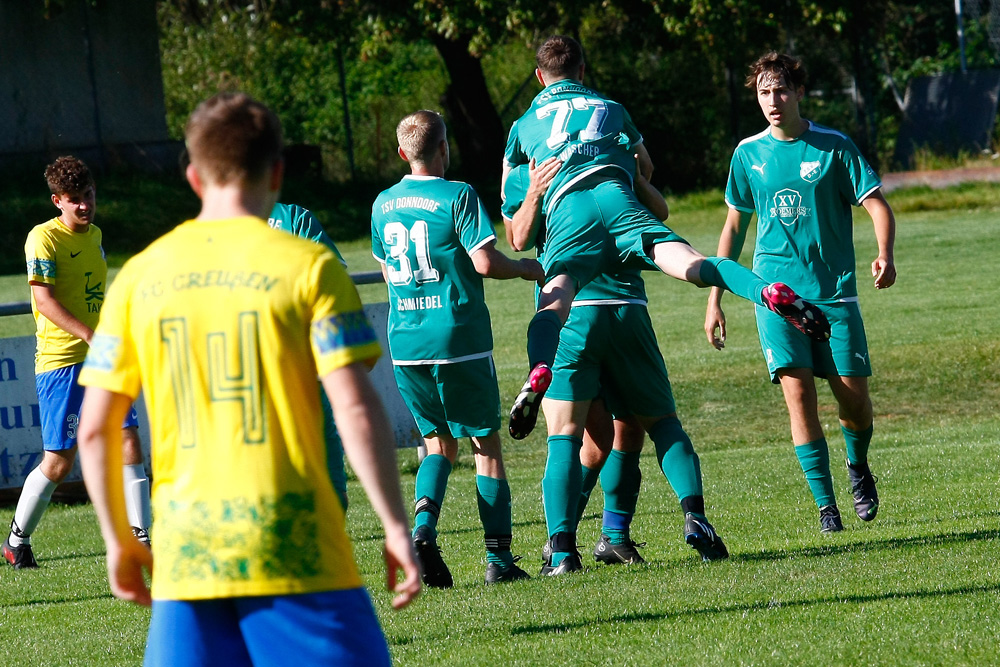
78, 387, 154, 607
30, 282, 95, 343
471, 241, 545, 282
506, 156, 562, 251
322, 362, 421, 609
705, 208, 754, 350
861, 190, 897, 290
633, 158, 669, 221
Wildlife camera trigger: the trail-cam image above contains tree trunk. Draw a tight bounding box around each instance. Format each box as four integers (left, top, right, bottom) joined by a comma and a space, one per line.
430, 34, 505, 188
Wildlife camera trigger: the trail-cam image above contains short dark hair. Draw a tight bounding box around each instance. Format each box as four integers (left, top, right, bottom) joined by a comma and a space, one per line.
44, 156, 93, 196
184, 92, 283, 185
536, 35, 584, 79
746, 52, 807, 90
396, 110, 447, 165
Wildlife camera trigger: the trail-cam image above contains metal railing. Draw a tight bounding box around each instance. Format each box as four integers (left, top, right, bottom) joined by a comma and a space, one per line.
0, 270, 386, 319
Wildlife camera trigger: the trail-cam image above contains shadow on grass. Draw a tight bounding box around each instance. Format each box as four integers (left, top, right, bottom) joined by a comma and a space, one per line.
509, 579, 1000, 636
730, 528, 1000, 565
0, 591, 114, 609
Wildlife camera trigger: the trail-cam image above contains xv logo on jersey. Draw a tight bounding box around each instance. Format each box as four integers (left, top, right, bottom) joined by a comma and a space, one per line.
84, 271, 104, 312
800, 161, 822, 182
770, 188, 810, 227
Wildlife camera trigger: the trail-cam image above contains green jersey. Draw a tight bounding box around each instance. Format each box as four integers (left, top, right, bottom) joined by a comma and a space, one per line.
371, 175, 496, 363
726, 121, 881, 304
501, 163, 647, 305
268, 202, 347, 267
504, 79, 642, 216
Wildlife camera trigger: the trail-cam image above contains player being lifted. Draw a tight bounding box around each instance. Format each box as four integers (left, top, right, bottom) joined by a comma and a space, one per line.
505, 161, 728, 574
77, 92, 419, 665
706, 52, 895, 533
372, 110, 545, 586
503, 35, 831, 441
4, 156, 150, 570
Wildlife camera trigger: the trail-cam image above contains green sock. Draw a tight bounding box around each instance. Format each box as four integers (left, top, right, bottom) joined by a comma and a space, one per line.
843, 423, 874, 466
576, 464, 602, 524
413, 453, 452, 537
699, 257, 769, 307
542, 435, 583, 538
526, 310, 562, 368
477, 475, 514, 566
794, 439, 836, 508
601, 450, 641, 518
650, 417, 703, 500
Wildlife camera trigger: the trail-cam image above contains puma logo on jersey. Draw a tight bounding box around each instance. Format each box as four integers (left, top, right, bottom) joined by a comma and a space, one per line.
751, 163, 766, 175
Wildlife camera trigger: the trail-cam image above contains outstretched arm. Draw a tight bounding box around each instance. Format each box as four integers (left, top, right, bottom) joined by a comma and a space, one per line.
505, 157, 562, 251
861, 189, 896, 290
79, 387, 154, 606
471, 240, 545, 282
322, 362, 421, 609
705, 207, 753, 350
633, 160, 669, 221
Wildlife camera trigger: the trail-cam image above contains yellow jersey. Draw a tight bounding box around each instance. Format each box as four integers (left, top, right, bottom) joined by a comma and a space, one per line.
80, 216, 382, 601
25, 218, 106, 373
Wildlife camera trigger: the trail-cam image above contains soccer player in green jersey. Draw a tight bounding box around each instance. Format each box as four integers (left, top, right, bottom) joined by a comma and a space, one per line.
77, 93, 420, 665
504, 35, 831, 442
706, 52, 896, 533
505, 161, 729, 574
4, 157, 151, 570
268, 202, 350, 512
372, 110, 544, 586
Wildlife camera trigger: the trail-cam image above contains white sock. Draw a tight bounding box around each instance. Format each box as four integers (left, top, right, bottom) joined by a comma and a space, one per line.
11, 467, 58, 546
123, 464, 151, 530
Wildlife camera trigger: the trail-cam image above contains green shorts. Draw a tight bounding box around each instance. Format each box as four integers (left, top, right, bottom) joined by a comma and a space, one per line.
547, 303, 676, 418
756, 300, 871, 383
543, 178, 686, 291
393, 356, 501, 438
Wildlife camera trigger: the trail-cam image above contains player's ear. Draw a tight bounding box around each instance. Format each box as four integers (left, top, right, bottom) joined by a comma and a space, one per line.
397, 146, 408, 162
185, 163, 203, 198
269, 158, 284, 192
50, 193, 62, 210
535, 68, 546, 86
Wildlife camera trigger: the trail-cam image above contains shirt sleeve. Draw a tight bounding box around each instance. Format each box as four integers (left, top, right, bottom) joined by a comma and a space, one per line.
79, 265, 142, 399
25, 227, 57, 285
725, 150, 756, 213
500, 165, 528, 221
503, 121, 527, 169
307, 253, 382, 377
454, 185, 496, 255
837, 136, 882, 205
370, 201, 387, 265
296, 207, 347, 267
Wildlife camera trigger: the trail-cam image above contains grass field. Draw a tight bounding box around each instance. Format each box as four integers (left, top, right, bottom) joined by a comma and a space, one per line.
1, 187, 999, 666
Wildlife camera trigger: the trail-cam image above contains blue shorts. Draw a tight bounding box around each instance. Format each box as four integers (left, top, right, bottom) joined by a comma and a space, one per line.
144, 589, 390, 667
393, 356, 501, 438
36, 363, 139, 451
756, 300, 871, 383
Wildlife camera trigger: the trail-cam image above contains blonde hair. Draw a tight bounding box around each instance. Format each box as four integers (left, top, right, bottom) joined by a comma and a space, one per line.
396, 110, 446, 165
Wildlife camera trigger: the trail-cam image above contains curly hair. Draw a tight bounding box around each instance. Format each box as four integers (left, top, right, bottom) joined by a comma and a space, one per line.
44, 156, 94, 196
745, 52, 807, 91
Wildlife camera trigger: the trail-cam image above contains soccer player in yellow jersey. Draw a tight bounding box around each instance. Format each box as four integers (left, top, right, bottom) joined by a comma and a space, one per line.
77, 93, 420, 666
3, 157, 150, 570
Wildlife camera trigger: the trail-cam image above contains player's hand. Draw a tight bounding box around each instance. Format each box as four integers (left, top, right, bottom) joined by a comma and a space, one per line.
106, 537, 153, 607
872, 255, 896, 289
521, 258, 546, 284
705, 303, 727, 350
528, 157, 562, 196
383, 525, 421, 610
